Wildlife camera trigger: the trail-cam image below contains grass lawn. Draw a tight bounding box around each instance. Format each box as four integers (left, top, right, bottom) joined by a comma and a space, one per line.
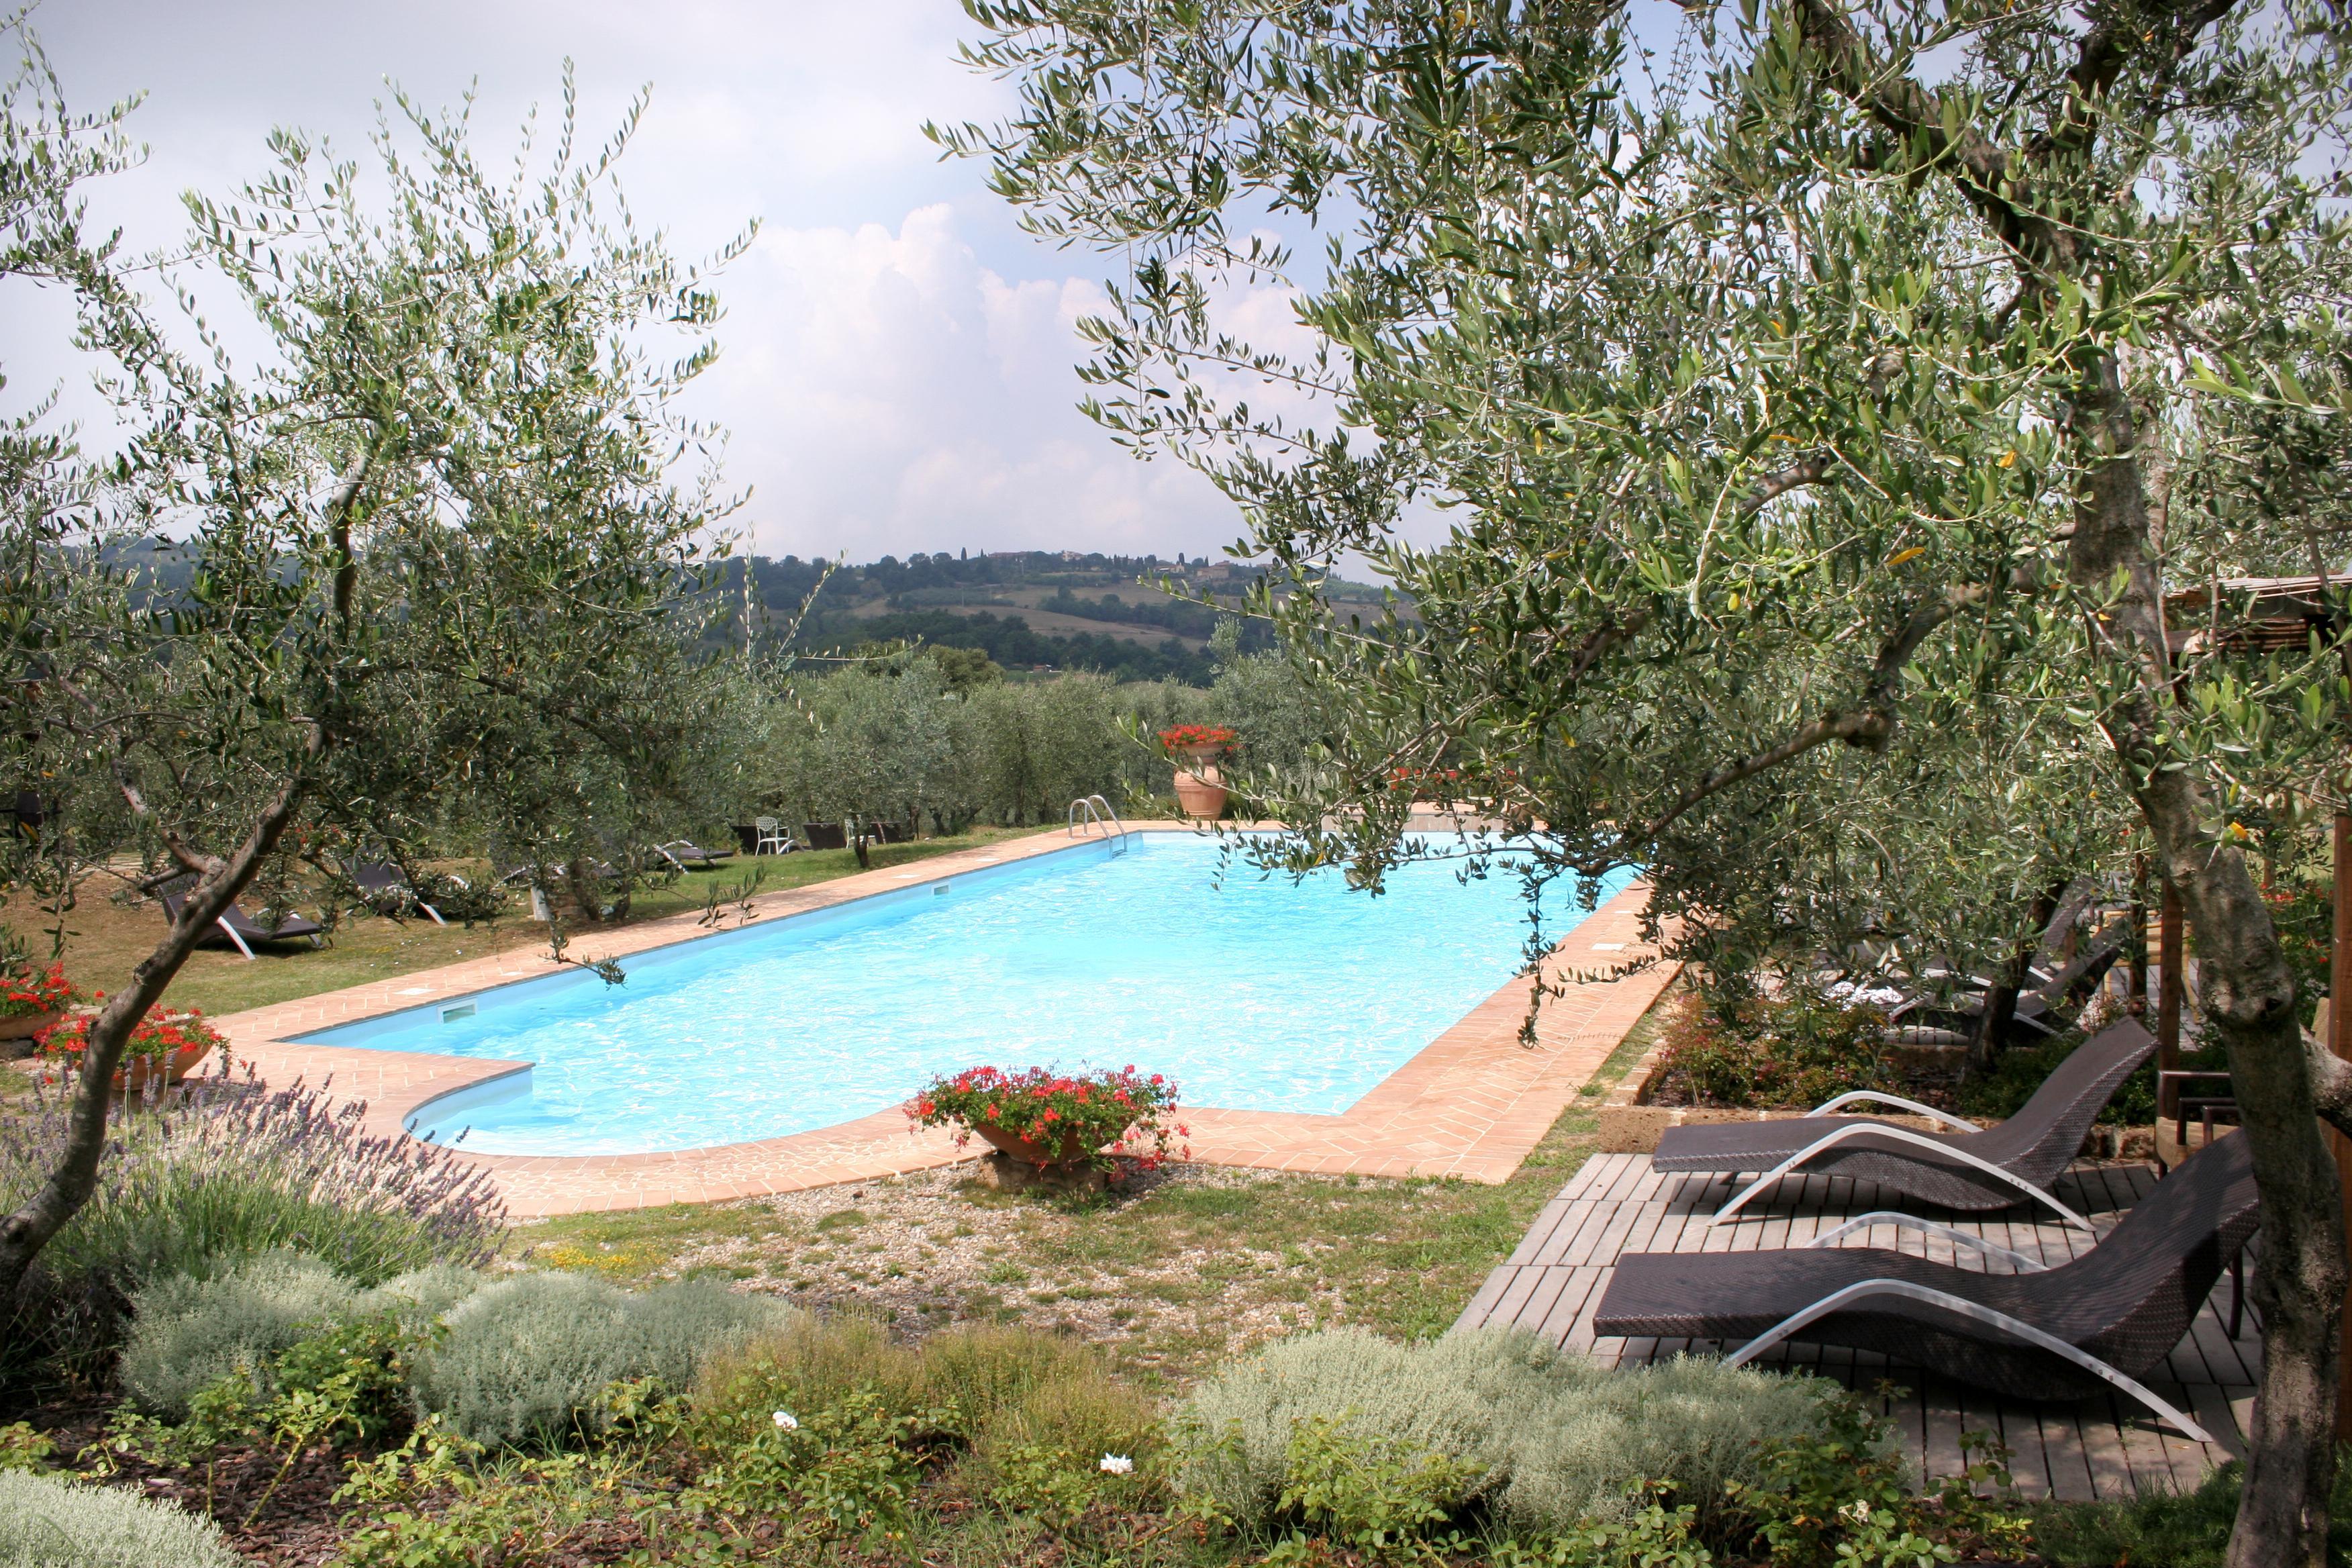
1, 828, 1035, 1018
517, 981, 1679, 1391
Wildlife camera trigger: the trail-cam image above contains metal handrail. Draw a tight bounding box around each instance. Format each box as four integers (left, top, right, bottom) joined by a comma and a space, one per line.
1067, 793, 1133, 852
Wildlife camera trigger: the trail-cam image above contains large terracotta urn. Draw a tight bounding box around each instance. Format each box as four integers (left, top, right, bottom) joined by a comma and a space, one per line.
971, 1120, 1090, 1169
115, 1041, 217, 1093
0, 1010, 60, 1042
1172, 745, 1229, 821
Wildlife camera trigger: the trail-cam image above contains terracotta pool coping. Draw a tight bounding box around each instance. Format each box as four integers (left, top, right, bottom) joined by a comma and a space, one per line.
214, 823, 1678, 1216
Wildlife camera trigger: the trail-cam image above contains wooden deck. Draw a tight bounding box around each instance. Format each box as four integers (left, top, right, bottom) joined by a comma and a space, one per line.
1455, 1153, 2257, 1501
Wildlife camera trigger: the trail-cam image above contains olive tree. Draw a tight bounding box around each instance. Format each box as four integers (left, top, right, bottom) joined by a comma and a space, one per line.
0, 72, 750, 1305
777, 665, 959, 836
945, 1, 2352, 1556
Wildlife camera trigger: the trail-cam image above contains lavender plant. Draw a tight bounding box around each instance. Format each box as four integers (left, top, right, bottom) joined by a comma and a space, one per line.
0, 1067, 505, 1389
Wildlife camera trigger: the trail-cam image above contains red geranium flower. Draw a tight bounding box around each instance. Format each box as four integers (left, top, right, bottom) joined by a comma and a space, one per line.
903, 1063, 1183, 1175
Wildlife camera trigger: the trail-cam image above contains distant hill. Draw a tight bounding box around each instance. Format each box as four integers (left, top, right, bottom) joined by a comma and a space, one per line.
89, 538, 1395, 689
727, 548, 1395, 686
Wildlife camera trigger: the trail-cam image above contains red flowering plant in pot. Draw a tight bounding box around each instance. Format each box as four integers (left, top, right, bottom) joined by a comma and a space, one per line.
37, 1008, 229, 1091
0, 962, 79, 1041
1156, 724, 1236, 759
906, 1065, 1188, 1173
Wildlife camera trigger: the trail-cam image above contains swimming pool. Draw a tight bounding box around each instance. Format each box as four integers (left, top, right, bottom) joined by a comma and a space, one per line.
297, 833, 1632, 1157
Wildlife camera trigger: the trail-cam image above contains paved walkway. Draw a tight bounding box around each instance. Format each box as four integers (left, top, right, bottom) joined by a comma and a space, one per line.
1458, 1151, 2253, 1500
216, 824, 1678, 1216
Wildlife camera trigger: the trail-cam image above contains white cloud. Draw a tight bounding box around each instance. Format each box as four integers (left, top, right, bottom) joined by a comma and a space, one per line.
701, 204, 1252, 559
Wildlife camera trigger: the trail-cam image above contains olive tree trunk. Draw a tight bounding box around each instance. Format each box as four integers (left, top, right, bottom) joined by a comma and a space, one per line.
2066, 357, 2341, 1567
0, 783, 305, 1308
1971, 882, 2067, 1075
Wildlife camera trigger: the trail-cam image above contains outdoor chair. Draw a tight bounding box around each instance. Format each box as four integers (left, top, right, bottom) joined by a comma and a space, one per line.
156, 877, 326, 961
1846, 921, 2132, 1050
1928, 921, 2133, 1040
497, 857, 618, 886
2157, 1069, 2239, 1171
350, 859, 447, 925
652, 838, 736, 873
1652, 1018, 2157, 1230
752, 817, 795, 855
1591, 1129, 2257, 1441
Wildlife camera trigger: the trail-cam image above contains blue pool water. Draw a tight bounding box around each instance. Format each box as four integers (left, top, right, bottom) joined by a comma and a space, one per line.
299, 834, 1632, 1156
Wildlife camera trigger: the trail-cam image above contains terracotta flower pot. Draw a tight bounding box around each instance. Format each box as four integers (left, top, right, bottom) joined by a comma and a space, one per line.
114, 1041, 216, 1093
971, 1120, 1091, 1169
0, 1010, 60, 1042
1173, 763, 1228, 821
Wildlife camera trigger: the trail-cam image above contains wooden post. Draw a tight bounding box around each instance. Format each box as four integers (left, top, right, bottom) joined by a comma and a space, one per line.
2158, 877, 2184, 1117
2130, 854, 2150, 1016
2332, 811, 2352, 1440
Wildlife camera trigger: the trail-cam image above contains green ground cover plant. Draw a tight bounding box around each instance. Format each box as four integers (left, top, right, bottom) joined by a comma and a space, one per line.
96, 1299, 2020, 1567
119, 1253, 364, 1419
2030, 1455, 2352, 1567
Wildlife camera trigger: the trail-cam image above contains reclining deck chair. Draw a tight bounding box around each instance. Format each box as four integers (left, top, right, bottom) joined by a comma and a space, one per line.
1592, 1130, 2257, 1440
156, 877, 326, 961
1653, 1018, 2157, 1229
350, 859, 446, 925
652, 838, 736, 872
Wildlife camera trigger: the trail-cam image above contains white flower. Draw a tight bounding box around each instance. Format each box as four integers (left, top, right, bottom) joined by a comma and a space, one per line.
1099, 1453, 1133, 1475
773, 1410, 799, 1430
1839, 1500, 1871, 1524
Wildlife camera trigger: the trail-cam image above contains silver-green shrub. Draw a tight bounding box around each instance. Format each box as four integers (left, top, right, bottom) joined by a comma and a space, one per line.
1172, 1327, 1584, 1524
119, 1252, 357, 1418
624, 1277, 790, 1390
360, 1264, 488, 1326
1498, 1354, 1837, 1532
1169, 1328, 1843, 1535
409, 1273, 786, 1447
0, 1469, 242, 1568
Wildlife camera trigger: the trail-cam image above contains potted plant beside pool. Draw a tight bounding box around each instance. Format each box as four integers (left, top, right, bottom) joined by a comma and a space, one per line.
0, 961, 79, 1048
907, 1065, 1187, 1191
1159, 724, 1236, 821
36, 1008, 229, 1092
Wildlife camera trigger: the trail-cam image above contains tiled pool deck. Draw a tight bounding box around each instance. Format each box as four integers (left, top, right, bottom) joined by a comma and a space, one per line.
216, 824, 1678, 1216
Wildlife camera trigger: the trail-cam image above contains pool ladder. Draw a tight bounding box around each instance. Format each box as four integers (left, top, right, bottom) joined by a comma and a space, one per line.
1068, 794, 1134, 854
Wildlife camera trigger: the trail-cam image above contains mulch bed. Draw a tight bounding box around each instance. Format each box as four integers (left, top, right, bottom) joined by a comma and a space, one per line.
15, 1397, 359, 1565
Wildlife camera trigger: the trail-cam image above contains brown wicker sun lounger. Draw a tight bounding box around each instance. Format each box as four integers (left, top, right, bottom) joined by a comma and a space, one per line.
652, 838, 736, 872
1592, 1129, 2257, 1440
1653, 1018, 2157, 1230
351, 859, 447, 925
157, 878, 326, 961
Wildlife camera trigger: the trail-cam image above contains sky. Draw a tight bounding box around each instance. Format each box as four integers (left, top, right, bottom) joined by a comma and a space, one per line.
4, 0, 1289, 562
9, 1, 1701, 565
